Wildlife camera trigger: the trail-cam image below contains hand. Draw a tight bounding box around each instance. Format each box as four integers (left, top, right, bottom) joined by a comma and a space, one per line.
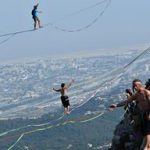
109, 104, 117, 111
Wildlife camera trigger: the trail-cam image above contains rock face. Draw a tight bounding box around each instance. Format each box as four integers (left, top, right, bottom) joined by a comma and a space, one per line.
109, 108, 144, 150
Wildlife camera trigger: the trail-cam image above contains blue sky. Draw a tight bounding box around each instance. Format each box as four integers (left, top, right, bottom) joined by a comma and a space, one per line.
0, 0, 150, 61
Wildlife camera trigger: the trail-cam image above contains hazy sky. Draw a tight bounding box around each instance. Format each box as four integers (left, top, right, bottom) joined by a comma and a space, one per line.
0, 0, 150, 62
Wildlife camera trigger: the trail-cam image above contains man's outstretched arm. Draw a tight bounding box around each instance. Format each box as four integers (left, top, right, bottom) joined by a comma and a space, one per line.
109, 95, 135, 110
35, 3, 39, 7
66, 79, 74, 89
53, 88, 61, 92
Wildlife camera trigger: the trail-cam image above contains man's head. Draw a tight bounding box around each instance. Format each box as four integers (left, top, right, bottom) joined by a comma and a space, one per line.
132, 79, 142, 92
61, 83, 65, 88
34, 5, 37, 9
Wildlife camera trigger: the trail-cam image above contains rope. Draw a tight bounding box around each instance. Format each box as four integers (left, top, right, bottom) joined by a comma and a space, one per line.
1, 46, 150, 149
0, 45, 148, 133
0, 0, 111, 45
45, 0, 111, 32
0, 34, 16, 45
124, 47, 150, 69
7, 111, 105, 150
5, 46, 149, 149
51, 0, 108, 23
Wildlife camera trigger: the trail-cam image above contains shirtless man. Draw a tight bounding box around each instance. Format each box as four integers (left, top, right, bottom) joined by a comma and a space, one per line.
110, 79, 150, 150
53, 79, 74, 114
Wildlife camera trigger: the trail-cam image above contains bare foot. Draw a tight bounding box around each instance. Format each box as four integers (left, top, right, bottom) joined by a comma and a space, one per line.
67, 111, 70, 114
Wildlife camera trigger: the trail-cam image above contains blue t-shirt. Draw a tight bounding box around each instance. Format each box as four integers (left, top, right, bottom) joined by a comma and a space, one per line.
32, 9, 38, 17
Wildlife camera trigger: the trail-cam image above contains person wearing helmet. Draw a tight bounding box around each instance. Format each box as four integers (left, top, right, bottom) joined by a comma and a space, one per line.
53, 79, 74, 114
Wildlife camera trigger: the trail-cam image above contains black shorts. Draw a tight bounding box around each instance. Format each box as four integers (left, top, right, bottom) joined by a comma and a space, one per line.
61, 96, 70, 108
32, 16, 40, 22
142, 111, 150, 136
